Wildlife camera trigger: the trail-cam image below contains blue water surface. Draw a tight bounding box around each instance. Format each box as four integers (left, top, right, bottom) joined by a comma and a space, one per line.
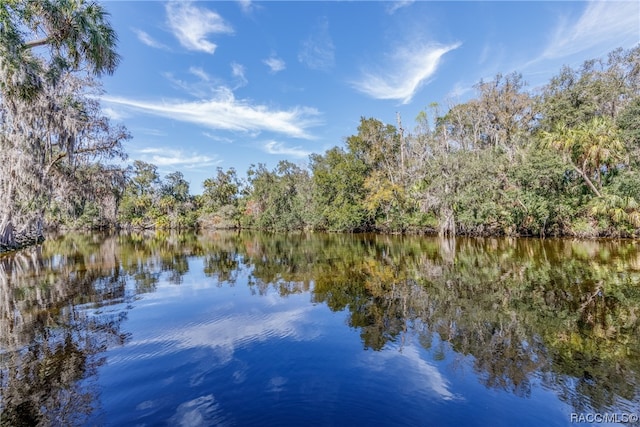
87, 257, 573, 426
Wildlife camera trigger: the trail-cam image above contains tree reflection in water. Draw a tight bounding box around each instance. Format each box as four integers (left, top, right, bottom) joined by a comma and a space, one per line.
0, 236, 128, 426
1, 231, 639, 423
212, 232, 640, 413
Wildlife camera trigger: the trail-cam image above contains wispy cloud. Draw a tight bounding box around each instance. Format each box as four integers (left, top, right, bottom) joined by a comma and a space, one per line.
133, 127, 167, 137
135, 147, 220, 169
102, 90, 321, 139
166, 1, 233, 54
359, 343, 457, 401
298, 17, 335, 71
231, 62, 248, 88
263, 141, 312, 158
102, 106, 127, 121
446, 81, 473, 100
386, 0, 415, 15
352, 42, 461, 104
236, 0, 256, 14
263, 55, 286, 73
203, 132, 233, 144
119, 304, 318, 365
163, 71, 218, 98
133, 28, 169, 50
189, 66, 211, 82
169, 395, 230, 427
541, 1, 639, 60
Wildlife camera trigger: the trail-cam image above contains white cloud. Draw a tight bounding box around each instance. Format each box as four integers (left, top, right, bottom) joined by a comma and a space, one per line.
447, 81, 473, 100
133, 29, 169, 50
263, 141, 312, 158
166, 1, 234, 54
189, 66, 211, 82
541, 1, 639, 60
264, 55, 286, 73
236, 0, 255, 14
102, 91, 321, 139
352, 42, 461, 104
163, 72, 214, 98
298, 17, 335, 71
133, 127, 167, 137
202, 132, 233, 144
102, 106, 126, 121
169, 395, 231, 427
118, 305, 317, 365
386, 0, 415, 15
359, 343, 457, 401
164, 71, 230, 99
135, 147, 220, 169
231, 62, 248, 88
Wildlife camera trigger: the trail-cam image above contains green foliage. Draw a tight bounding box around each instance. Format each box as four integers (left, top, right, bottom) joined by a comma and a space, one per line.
201, 168, 240, 212
607, 169, 640, 199
242, 161, 312, 231
507, 148, 576, 235
311, 148, 369, 231
9, 42, 637, 239
0, 0, 129, 250
617, 97, 640, 165
538, 46, 640, 130
118, 161, 158, 228
363, 173, 411, 231
539, 117, 625, 197
199, 167, 242, 229
118, 163, 195, 230
283, 47, 638, 237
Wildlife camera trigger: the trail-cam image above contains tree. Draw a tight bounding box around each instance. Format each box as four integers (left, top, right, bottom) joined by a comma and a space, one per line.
161, 171, 190, 203
199, 167, 242, 229
118, 161, 160, 228
540, 117, 625, 197
408, 105, 461, 236
0, 0, 123, 249
158, 171, 194, 229
438, 100, 486, 151
311, 148, 369, 231
473, 72, 537, 155
47, 162, 127, 229
0, 0, 120, 99
242, 161, 311, 231
346, 117, 402, 185
538, 46, 640, 130
202, 168, 240, 213
616, 97, 640, 168
343, 117, 413, 231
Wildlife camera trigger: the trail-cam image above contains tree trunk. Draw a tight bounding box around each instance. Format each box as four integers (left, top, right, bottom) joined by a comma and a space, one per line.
571, 162, 602, 197
14, 212, 45, 249
0, 160, 18, 250
0, 213, 16, 249
439, 236, 456, 264
439, 205, 456, 237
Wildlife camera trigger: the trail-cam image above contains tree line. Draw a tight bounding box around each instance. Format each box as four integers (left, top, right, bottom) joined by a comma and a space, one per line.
117, 45, 640, 239
1, 1, 639, 252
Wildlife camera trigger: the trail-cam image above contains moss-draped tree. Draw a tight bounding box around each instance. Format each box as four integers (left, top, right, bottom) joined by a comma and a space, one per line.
0, 0, 127, 249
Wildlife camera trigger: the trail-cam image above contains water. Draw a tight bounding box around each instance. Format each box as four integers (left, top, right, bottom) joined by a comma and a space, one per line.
1, 231, 639, 426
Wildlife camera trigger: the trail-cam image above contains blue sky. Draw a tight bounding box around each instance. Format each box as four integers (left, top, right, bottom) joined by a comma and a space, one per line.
100, 1, 640, 193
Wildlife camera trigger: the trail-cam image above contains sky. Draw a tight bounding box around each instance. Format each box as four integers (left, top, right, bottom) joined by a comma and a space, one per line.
99, 1, 640, 193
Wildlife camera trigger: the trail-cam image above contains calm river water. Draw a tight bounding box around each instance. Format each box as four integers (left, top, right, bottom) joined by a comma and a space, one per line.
1, 231, 639, 426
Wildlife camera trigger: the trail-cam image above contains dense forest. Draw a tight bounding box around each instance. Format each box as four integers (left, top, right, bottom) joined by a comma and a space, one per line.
1, 1, 640, 253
